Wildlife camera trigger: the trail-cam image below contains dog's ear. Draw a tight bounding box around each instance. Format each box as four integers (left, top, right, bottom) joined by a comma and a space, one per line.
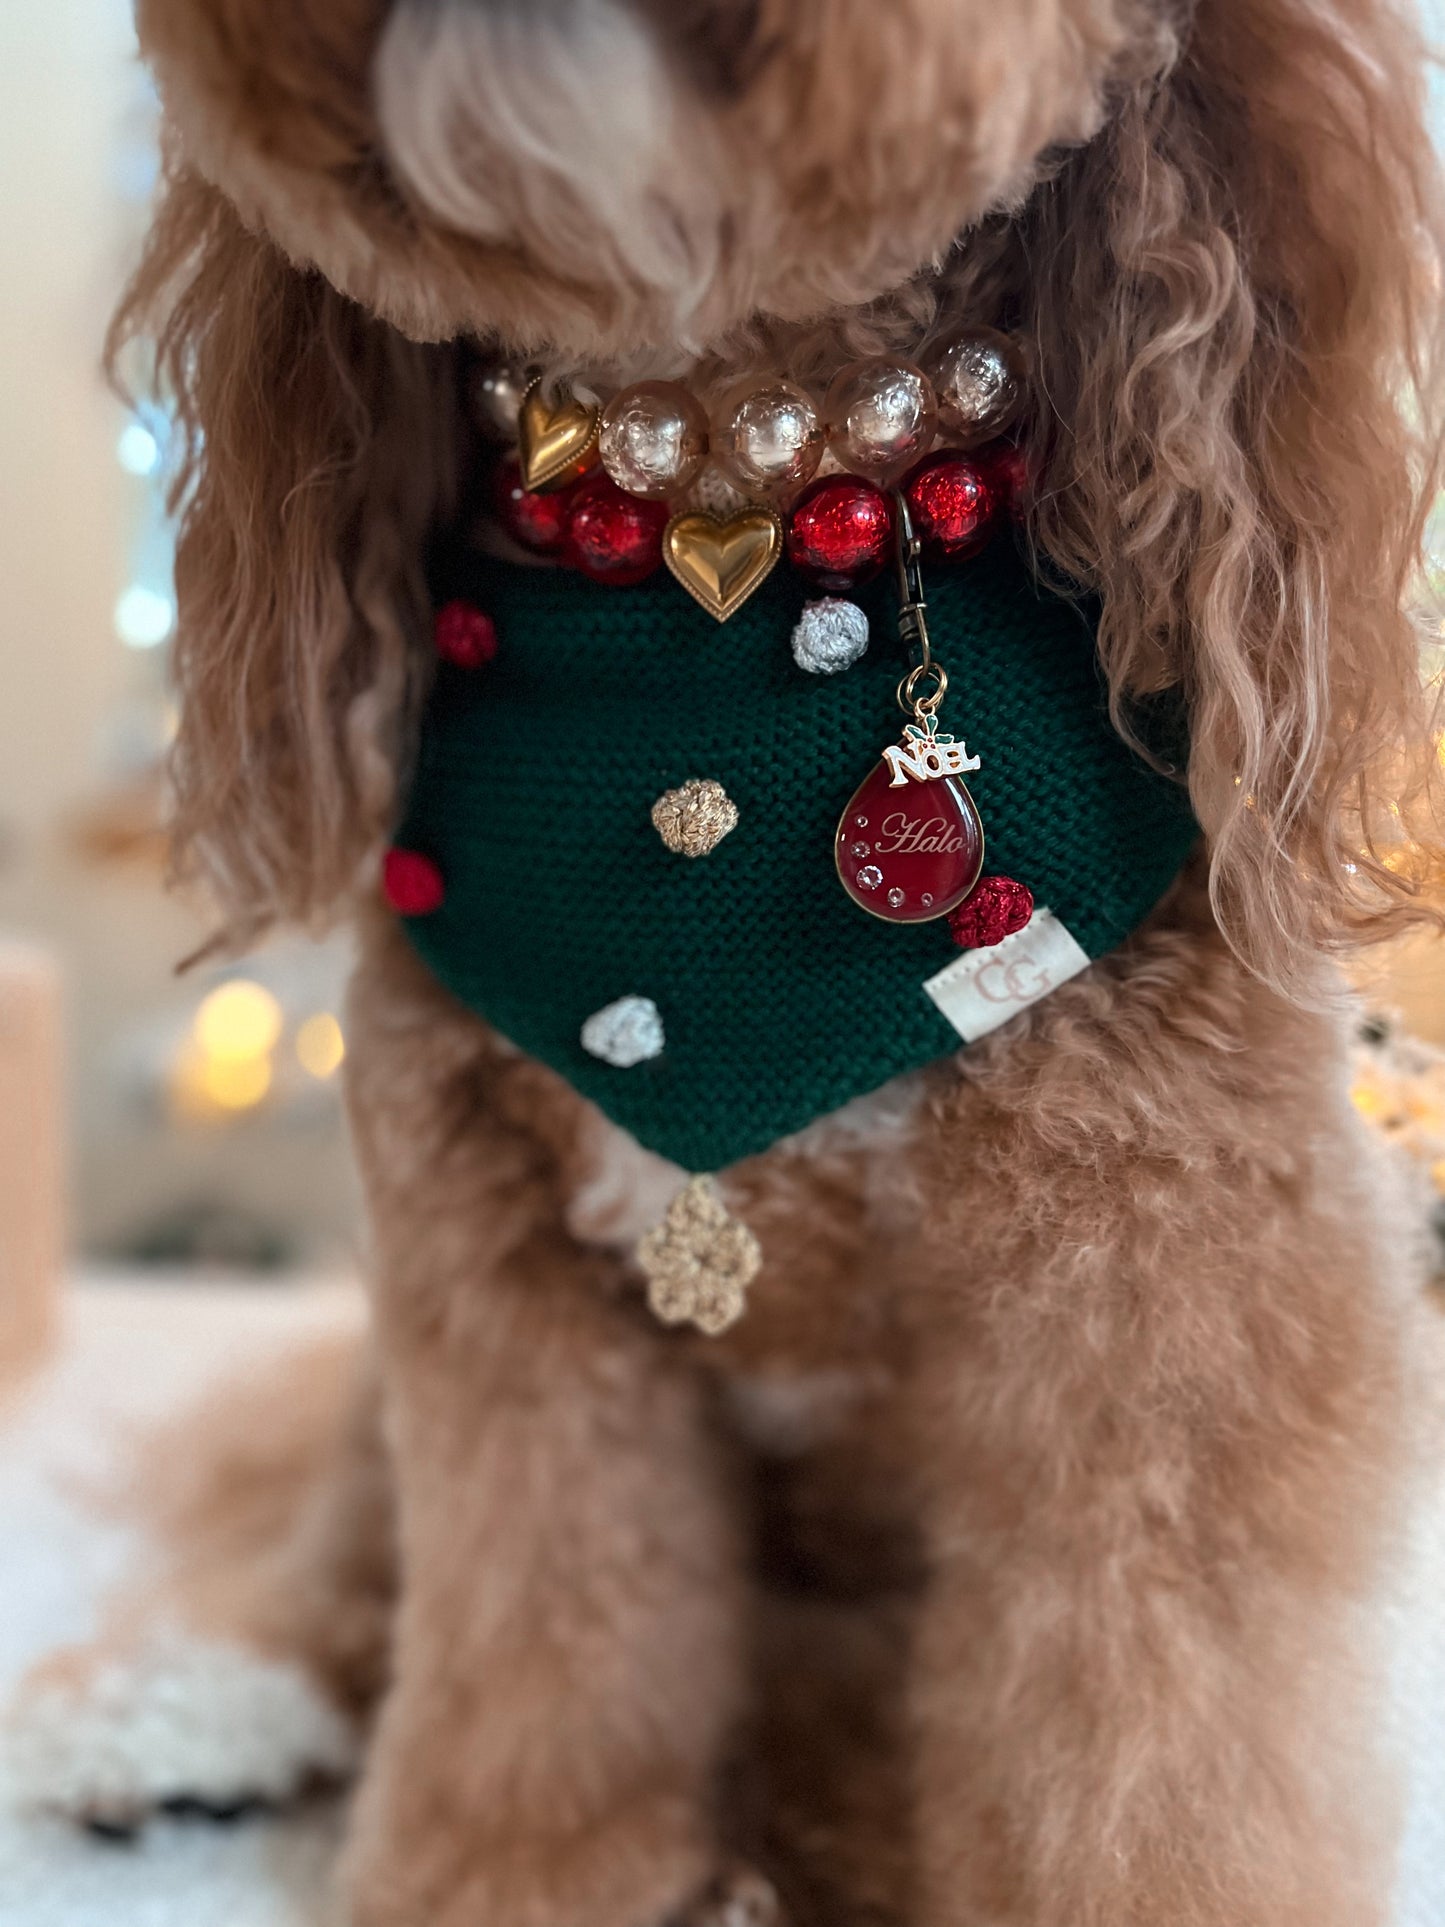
109, 167, 463, 945
1023, 0, 1445, 986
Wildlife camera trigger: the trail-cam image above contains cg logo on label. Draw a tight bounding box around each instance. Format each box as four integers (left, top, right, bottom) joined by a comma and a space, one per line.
972, 955, 1056, 1006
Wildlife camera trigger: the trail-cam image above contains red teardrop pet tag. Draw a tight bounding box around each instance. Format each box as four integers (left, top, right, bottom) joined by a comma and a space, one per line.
835, 715, 984, 923
833, 491, 989, 925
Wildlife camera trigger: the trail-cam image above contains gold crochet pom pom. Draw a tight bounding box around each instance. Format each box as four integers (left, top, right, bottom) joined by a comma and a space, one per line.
637, 1176, 761, 1335
651, 778, 739, 859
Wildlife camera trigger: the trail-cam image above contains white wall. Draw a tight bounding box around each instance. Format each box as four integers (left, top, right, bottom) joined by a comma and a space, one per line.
0, 2, 357, 1263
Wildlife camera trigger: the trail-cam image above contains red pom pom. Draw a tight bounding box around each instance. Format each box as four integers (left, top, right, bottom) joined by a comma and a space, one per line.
561, 475, 668, 586
382, 848, 446, 918
947, 875, 1034, 950
786, 477, 894, 592
902, 450, 996, 561
433, 600, 498, 668
493, 454, 572, 555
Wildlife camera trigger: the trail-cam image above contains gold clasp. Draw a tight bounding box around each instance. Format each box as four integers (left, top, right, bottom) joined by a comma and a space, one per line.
893, 492, 947, 723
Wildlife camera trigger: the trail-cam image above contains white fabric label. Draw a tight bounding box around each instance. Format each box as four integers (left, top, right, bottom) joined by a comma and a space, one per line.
922, 909, 1091, 1043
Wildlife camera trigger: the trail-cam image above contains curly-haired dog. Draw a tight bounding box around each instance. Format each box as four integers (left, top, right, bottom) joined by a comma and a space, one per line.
13, 3, 1445, 1924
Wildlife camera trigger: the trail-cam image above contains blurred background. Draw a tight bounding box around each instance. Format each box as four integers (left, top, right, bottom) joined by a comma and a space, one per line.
0, 0, 1442, 1317
0, 0, 360, 1306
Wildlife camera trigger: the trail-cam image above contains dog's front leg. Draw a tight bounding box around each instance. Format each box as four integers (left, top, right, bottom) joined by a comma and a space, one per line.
901, 934, 1426, 1927
341, 922, 746, 1927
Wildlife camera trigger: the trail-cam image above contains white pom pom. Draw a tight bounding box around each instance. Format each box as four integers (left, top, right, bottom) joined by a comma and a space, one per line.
791, 599, 869, 675
580, 995, 665, 1067
686, 466, 749, 518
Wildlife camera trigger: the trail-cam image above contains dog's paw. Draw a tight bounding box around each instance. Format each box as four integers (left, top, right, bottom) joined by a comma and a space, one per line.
672, 1865, 787, 1927
0, 1627, 359, 1834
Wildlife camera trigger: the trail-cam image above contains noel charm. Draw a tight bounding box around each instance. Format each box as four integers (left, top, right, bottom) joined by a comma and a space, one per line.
881, 713, 981, 787
836, 713, 984, 923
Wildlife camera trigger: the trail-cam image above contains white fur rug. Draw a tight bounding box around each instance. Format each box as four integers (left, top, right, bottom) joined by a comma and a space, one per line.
0, 1276, 1442, 1926
0, 1279, 360, 1926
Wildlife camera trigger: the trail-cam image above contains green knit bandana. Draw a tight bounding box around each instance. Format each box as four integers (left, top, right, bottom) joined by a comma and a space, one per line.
396, 541, 1198, 1171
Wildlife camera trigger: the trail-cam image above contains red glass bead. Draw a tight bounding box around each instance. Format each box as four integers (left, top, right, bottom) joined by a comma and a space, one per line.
948, 875, 1034, 949
562, 475, 668, 586
902, 450, 996, 561
433, 600, 498, 669
977, 440, 1032, 522
835, 758, 984, 923
382, 847, 445, 918
786, 476, 894, 593
493, 454, 571, 555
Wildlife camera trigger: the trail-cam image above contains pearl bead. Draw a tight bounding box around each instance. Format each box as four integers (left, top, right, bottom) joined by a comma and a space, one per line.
599, 381, 708, 500
711, 381, 824, 497
472, 361, 532, 440
928, 328, 1026, 447
824, 357, 937, 484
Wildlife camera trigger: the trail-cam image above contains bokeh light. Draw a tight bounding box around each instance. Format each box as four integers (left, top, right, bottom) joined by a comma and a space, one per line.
115, 421, 159, 476
113, 583, 174, 649
295, 1012, 345, 1081
194, 982, 283, 1063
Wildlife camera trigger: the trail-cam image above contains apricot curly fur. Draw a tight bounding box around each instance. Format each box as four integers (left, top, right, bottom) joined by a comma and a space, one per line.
43, 3, 1445, 1924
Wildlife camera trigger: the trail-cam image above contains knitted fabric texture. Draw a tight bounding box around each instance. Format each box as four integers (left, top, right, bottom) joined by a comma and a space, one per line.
397, 540, 1199, 1171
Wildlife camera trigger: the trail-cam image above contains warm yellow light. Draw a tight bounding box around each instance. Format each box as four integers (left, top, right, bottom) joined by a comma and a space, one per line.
168, 1038, 273, 1120
194, 981, 283, 1063
296, 1012, 345, 1080
1432, 1158, 1445, 1195
200, 1051, 273, 1111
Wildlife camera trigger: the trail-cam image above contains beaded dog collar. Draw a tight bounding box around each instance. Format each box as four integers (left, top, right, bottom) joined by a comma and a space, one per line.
476, 329, 1028, 617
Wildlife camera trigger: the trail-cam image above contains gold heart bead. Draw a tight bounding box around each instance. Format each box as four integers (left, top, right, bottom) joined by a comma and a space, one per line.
518, 380, 600, 493
663, 509, 783, 623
